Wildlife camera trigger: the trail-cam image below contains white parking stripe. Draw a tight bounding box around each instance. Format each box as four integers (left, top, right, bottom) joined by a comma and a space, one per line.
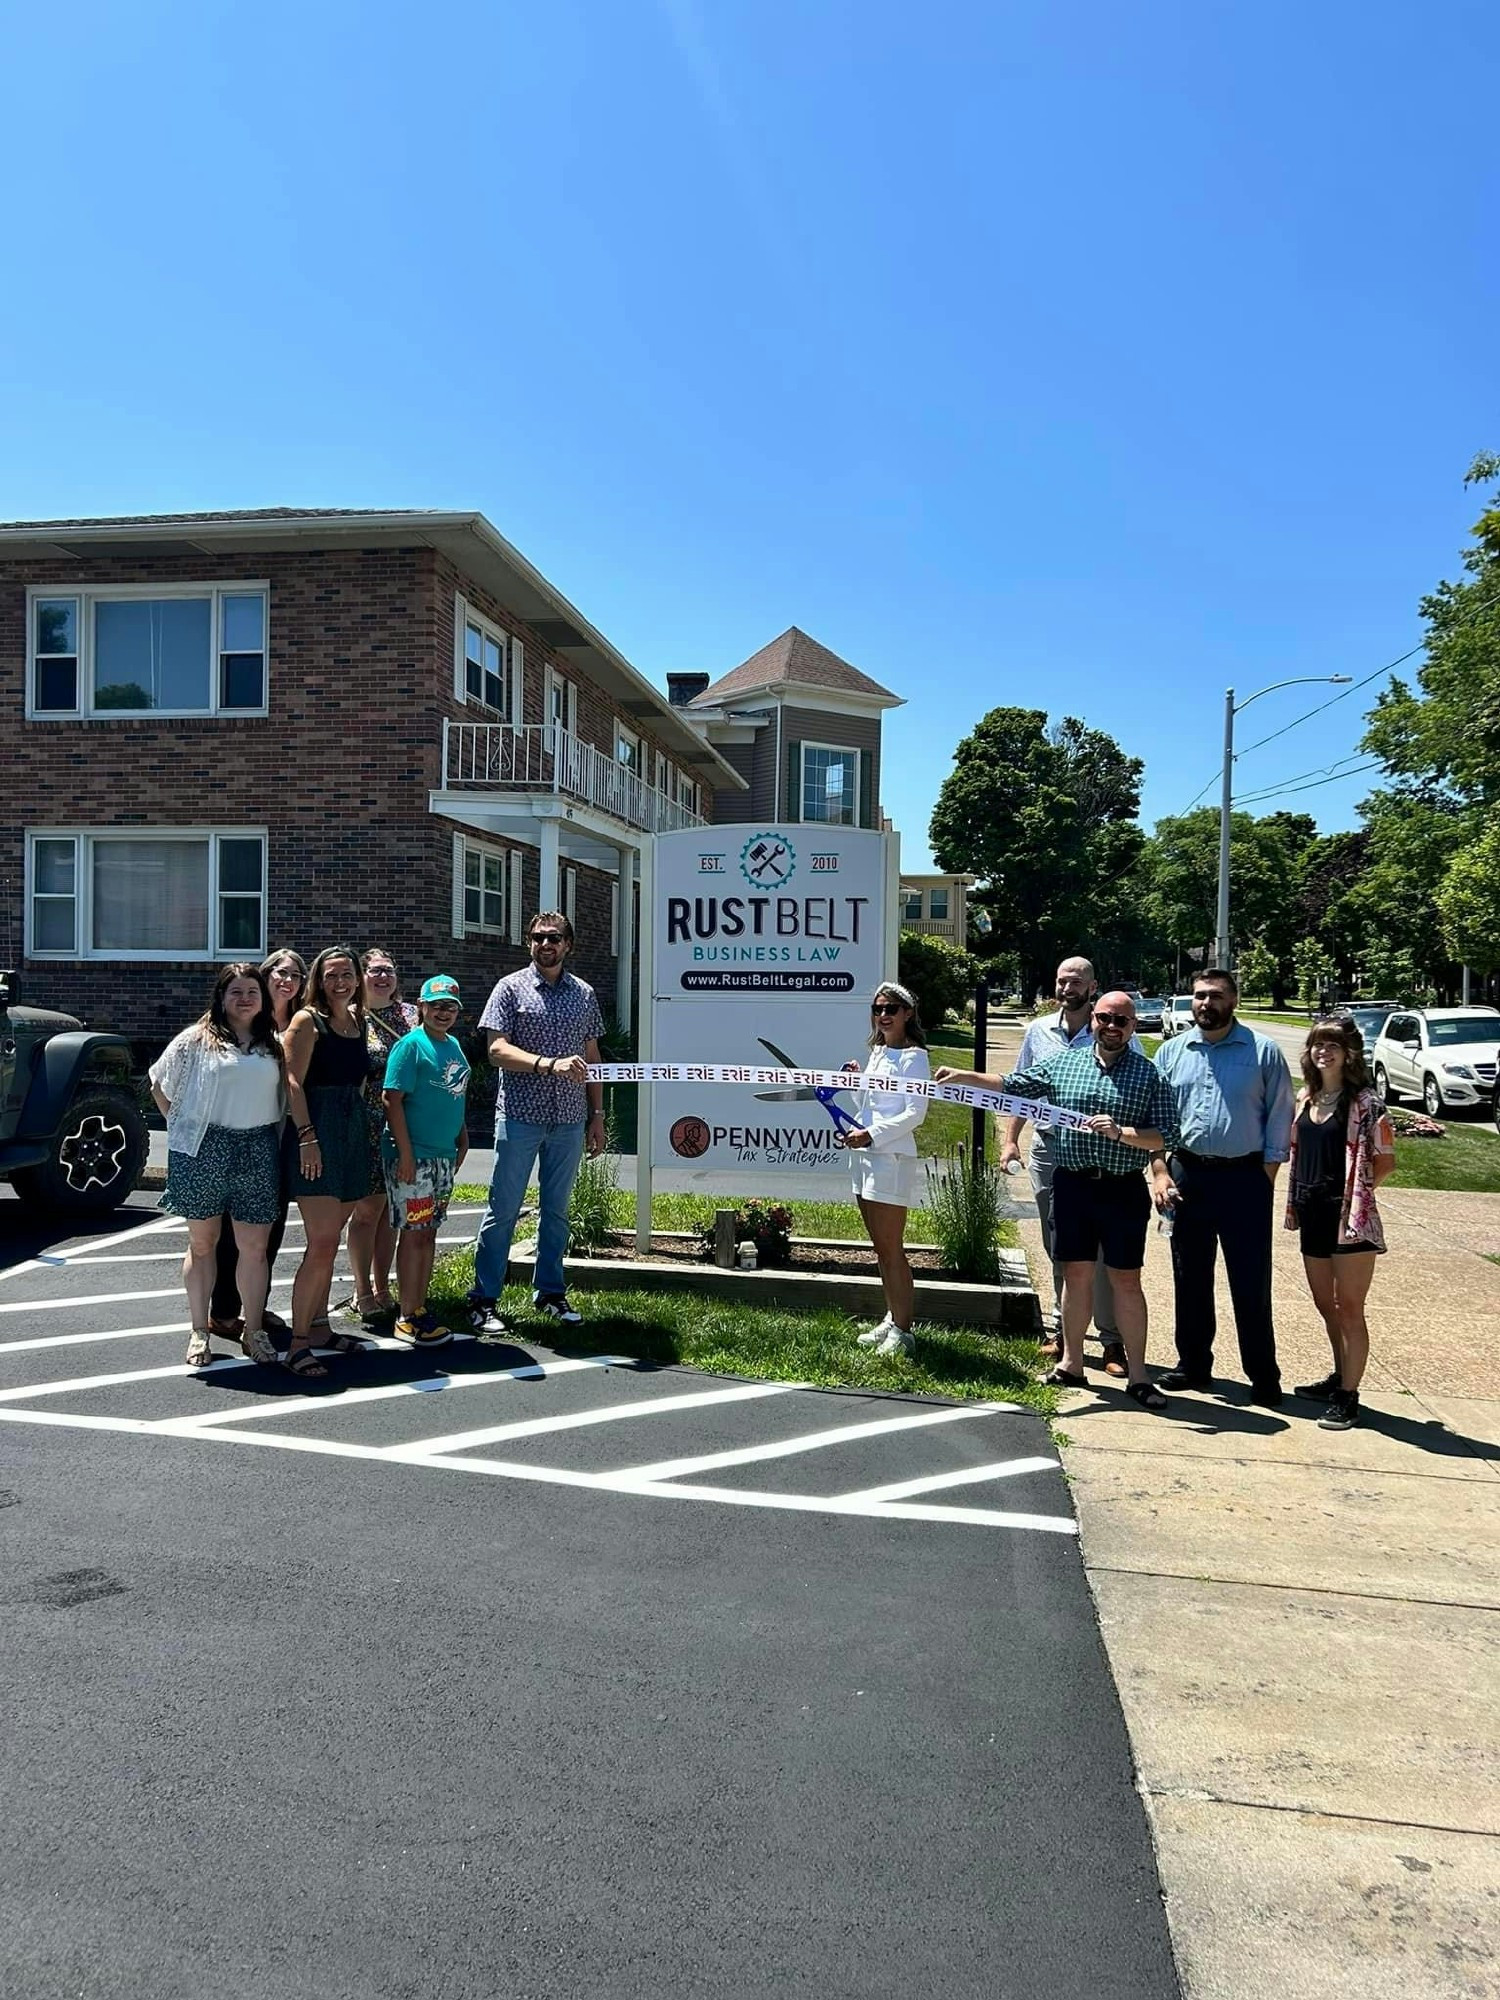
0, 1404, 1076, 1532
0, 1318, 194, 1355
0, 1210, 181, 1284
381, 1380, 802, 1458
155, 1354, 633, 1429
835, 1458, 1059, 1504
0, 1278, 292, 1315
68, 1234, 472, 1266
604, 1403, 1010, 1484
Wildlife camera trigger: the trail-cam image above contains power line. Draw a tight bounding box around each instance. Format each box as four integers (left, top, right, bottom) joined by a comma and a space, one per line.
1171, 581, 1500, 818
1231, 753, 1377, 805
1232, 759, 1383, 807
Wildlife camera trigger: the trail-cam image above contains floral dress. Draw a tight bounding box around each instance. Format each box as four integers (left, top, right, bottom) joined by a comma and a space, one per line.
363, 1000, 418, 1178
1282, 1086, 1395, 1250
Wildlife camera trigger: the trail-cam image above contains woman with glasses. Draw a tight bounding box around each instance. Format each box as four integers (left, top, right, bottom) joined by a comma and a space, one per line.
206, 948, 305, 1351
839, 982, 931, 1357
346, 947, 418, 1327
282, 945, 380, 1377
1285, 1016, 1395, 1431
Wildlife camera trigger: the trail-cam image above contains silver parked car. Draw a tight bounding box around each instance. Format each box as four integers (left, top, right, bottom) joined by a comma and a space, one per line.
1160, 996, 1195, 1040
1371, 1007, 1500, 1115
1133, 996, 1165, 1032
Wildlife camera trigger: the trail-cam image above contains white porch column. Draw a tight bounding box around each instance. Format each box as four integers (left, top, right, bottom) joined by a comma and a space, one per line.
538, 818, 561, 918
616, 841, 637, 1034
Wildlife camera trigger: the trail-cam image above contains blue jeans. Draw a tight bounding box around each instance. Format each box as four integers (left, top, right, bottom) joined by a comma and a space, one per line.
473, 1121, 587, 1301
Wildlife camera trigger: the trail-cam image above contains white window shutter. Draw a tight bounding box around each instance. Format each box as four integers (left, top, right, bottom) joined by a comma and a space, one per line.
510, 638, 524, 724
453, 595, 468, 701
508, 849, 524, 943
563, 866, 577, 927
452, 833, 466, 939
543, 663, 555, 731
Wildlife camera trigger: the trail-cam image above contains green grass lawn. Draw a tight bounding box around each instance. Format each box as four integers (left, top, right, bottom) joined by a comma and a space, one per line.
426, 1244, 1054, 1410
1388, 1120, 1500, 1194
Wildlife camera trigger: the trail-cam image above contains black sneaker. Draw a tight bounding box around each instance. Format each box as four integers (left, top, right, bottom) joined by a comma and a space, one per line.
1156, 1368, 1212, 1392
1319, 1389, 1360, 1431
464, 1296, 511, 1337
535, 1293, 583, 1326
1294, 1372, 1341, 1401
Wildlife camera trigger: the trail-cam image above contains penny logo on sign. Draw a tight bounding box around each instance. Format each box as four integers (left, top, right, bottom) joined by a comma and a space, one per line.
669, 1115, 713, 1159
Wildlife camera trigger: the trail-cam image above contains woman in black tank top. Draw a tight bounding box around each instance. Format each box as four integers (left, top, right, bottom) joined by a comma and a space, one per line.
281, 946, 379, 1377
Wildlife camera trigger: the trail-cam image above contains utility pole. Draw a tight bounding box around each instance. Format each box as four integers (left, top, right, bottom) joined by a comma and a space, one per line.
1214, 675, 1352, 973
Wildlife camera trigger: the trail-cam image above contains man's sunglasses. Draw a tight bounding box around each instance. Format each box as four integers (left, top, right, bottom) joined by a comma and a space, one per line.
871, 1001, 907, 1016
1093, 1010, 1133, 1027
530, 932, 565, 946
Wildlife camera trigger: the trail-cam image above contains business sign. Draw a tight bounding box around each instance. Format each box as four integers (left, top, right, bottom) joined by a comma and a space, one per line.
649, 824, 895, 1177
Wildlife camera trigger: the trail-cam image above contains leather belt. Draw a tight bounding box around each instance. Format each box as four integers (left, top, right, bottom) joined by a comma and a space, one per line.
1173, 1149, 1263, 1169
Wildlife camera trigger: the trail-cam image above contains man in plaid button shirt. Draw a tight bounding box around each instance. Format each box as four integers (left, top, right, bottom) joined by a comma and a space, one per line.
937, 991, 1176, 1407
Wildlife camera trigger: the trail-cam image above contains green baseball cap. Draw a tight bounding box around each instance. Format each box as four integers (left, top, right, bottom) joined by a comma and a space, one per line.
418, 974, 462, 1005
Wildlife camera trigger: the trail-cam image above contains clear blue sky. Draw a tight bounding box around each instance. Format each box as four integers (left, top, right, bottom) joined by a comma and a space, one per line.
3, 1, 1496, 865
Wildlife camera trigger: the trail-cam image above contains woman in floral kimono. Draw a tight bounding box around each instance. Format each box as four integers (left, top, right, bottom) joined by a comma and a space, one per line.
1285, 1016, 1396, 1432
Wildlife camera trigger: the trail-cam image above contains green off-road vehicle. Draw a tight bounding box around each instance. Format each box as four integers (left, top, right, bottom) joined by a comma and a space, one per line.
0, 970, 148, 1214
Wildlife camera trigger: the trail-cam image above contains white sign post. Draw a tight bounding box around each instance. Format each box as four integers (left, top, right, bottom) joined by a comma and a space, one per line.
641, 823, 898, 1208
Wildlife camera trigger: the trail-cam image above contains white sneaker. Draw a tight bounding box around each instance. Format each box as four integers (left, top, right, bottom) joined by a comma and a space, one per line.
857, 1315, 894, 1348
875, 1326, 915, 1357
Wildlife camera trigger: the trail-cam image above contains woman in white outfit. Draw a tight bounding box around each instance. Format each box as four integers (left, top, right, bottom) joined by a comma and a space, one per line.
841, 981, 930, 1356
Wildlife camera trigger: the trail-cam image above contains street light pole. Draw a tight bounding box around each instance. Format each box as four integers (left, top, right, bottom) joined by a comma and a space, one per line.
1214, 674, 1353, 972
1215, 688, 1235, 967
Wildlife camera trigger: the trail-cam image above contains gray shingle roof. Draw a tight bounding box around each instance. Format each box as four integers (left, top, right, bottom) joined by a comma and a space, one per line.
0, 507, 431, 531
692, 627, 897, 704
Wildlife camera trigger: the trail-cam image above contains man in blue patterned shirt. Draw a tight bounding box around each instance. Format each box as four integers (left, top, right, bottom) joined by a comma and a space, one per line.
466, 909, 606, 1336
938, 991, 1176, 1406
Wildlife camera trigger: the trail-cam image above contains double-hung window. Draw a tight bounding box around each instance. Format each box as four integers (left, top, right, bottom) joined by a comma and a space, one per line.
800, 745, 860, 826
902, 890, 923, 922
26, 586, 269, 718
462, 842, 509, 934
676, 771, 700, 819
26, 830, 267, 960
454, 596, 521, 720
928, 888, 950, 921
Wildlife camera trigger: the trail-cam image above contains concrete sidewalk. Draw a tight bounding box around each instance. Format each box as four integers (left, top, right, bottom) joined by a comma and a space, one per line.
1021, 1171, 1500, 1995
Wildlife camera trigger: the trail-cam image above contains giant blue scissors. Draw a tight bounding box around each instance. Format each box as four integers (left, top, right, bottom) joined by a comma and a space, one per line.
753, 1036, 863, 1144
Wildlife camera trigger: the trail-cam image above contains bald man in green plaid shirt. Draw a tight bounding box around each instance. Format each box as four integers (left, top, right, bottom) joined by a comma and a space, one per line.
937, 990, 1176, 1406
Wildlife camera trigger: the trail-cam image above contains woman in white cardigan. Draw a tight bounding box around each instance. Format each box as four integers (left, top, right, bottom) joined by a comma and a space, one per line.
841, 980, 930, 1356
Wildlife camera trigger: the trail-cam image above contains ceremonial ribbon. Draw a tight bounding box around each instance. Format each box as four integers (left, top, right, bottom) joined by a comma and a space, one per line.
586, 1062, 1094, 1131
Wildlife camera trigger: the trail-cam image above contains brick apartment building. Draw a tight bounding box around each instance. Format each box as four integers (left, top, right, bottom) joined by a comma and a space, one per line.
1, 510, 900, 1051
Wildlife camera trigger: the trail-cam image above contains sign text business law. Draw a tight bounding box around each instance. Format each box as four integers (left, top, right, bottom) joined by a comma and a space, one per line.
643, 824, 899, 1186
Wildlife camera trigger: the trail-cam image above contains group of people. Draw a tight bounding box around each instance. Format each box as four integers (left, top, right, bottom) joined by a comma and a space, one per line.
147, 920, 1391, 1432
936, 957, 1394, 1431
150, 909, 614, 1376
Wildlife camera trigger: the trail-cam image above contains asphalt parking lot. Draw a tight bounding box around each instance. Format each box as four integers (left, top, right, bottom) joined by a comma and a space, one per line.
0, 1192, 1178, 2000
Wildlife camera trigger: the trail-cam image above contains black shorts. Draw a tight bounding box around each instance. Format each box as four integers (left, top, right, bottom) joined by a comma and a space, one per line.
1051, 1167, 1152, 1270
1295, 1197, 1384, 1259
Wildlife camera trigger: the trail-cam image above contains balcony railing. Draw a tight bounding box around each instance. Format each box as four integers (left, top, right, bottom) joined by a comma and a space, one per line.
442, 720, 706, 834
900, 916, 964, 943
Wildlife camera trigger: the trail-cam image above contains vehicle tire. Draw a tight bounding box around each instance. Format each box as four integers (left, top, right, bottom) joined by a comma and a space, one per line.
1422, 1073, 1445, 1118
11, 1085, 149, 1214
1373, 1064, 1392, 1103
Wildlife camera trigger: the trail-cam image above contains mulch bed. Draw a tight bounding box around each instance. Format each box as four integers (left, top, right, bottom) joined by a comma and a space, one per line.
586, 1233, 955, 1276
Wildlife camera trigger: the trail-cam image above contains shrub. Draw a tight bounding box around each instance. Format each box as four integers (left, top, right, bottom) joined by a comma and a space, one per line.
567, 1122, 621, 1252
926, 1147, 1003, 1282
698, 1201, 794, 1266
898, 930, 980, 1024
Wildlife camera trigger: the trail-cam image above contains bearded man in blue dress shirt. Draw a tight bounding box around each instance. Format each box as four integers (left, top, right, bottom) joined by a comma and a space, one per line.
1150, 967, 1295, 1406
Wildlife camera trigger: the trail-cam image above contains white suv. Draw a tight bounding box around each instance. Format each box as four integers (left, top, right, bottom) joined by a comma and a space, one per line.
1160, 996, 1195, 1039
1371, 1007, 1500, 1115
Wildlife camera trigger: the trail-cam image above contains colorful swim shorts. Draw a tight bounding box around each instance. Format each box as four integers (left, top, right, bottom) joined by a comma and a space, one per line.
381, 1152, 458, 1233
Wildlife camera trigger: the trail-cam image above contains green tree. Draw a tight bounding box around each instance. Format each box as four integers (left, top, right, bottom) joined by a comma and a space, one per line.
898, 930, 980, 1024
1238, 937, 1277, 1002
1355, 453, 1500, 995
1292, 937, 1336, 1009
929, 709, 1144, 998
1139, 808, 1299, 990
1436, 818, 1500, 971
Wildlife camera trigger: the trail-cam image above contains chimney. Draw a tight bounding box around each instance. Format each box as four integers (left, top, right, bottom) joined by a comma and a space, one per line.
667, 672, 711, 707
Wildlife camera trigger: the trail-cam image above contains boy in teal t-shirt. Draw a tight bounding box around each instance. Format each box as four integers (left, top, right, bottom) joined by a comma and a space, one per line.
381, 974, 470, 1348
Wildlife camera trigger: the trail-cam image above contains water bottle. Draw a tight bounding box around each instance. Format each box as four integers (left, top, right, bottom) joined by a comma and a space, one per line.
1002, 1157, 1026, 1177
1157, 1212, 1174, 1239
